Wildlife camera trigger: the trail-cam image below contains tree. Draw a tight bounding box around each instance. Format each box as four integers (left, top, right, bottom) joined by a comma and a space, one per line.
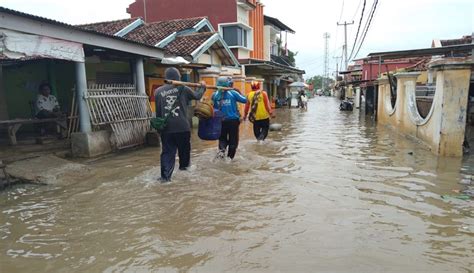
276, 38, 298, 67
306, 75, 334, 92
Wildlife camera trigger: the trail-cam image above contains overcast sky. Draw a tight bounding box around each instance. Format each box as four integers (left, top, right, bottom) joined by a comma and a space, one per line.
2, 0, 472, 78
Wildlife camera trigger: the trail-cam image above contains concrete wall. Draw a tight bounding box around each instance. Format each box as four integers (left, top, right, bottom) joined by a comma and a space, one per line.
377, 62, 471, 157
263, 25, 271, 61
237, 5, 250, 25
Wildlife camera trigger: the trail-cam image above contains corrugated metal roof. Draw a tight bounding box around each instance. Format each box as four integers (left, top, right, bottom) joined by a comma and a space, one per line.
264, 15, 295, 34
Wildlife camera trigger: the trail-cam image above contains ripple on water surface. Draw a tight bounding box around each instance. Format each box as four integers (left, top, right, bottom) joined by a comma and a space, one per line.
0, 98, 473, 272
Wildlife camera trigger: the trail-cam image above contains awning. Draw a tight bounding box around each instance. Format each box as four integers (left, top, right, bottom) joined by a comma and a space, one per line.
366, 44, 473, 61
241, 58, 305, 75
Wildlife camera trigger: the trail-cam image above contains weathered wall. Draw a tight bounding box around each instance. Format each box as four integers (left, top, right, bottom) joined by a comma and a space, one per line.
377, 63, 471, 157
127, 0, 237, 29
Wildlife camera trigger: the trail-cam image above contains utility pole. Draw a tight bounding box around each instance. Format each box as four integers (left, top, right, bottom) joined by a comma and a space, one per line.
323, 32, 330, 94
143, 0, 147, 22
333, 56, 342, 79
337, 21, 354, 70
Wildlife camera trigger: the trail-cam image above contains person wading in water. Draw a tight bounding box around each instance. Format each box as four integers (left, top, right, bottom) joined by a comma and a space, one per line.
244, 81, 274, 141
212, 76, 247, 160
154, 67, 206, 182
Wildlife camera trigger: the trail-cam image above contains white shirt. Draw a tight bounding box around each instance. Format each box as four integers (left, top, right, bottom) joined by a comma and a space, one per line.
36, 94, 59, 114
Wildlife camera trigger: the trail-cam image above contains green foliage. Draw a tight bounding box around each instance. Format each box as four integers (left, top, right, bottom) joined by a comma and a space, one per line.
306, 75, 335, 91
276, 38, 297, 66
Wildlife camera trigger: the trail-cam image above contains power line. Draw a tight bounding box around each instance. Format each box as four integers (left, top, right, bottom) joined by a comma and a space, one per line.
348, 0, 367, 61
338, 0, 345, 22
351, 0, 364, 21
352, 0, 379, 60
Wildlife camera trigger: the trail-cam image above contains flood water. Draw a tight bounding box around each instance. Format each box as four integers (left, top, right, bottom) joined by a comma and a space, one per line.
1, 97, 473, 272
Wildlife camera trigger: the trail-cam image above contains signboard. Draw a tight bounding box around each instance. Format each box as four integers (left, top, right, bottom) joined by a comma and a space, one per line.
0, 28, 84, 62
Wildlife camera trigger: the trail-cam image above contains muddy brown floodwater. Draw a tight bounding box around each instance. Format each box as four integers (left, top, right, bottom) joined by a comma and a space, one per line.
1, 97, 473, 273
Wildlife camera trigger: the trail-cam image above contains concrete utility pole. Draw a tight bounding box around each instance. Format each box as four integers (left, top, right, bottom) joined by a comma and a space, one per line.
333, 56, 342, 79
323, 32, 331, 93
337, 21, 354, 70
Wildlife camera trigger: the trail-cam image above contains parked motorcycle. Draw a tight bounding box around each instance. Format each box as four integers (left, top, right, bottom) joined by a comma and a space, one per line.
340, 99, 354, 111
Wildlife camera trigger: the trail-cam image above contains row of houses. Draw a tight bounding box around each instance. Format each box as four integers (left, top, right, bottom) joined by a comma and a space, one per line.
336, 35, 474, 157
0, 1, 305, 157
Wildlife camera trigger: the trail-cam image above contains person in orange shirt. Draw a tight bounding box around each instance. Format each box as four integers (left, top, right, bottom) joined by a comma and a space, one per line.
244, 81, 274, 141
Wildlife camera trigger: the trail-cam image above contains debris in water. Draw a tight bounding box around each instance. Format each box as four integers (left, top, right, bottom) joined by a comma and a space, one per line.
441, 194, 471, 201
269, 123, 283, 131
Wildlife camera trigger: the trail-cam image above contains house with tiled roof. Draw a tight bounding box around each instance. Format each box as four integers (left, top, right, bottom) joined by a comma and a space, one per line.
1, 7, 245, 157
76, 17, 240, 67
126, 0, 306, 105
75, 16, 243, 108
0, 6, 175, 155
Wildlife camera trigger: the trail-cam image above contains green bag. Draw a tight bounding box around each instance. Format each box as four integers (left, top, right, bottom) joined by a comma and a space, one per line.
150, 116, 168, 131
150, 87, 182, 131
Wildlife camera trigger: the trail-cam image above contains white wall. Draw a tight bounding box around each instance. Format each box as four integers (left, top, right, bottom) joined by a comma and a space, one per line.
198, 51, 223, 66
264, 25, 271, 61
238, 48, 250, 59
237, 6, 250, 25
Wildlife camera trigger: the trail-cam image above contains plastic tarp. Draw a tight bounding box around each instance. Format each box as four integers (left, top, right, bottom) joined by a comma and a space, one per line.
0, 28, 84, 62
161, 56, 190, 65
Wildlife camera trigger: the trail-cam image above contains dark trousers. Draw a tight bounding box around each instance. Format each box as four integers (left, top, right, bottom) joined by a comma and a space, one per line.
219, 119, 240, 159
160, 131, 191, 181
253, 118, 270, 141
36, 110, 66, 136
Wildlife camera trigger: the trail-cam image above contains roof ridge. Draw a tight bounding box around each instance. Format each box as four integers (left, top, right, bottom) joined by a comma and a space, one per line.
146, 16, 207, 25
77, 17, 141, 27
178, 32, 216, 37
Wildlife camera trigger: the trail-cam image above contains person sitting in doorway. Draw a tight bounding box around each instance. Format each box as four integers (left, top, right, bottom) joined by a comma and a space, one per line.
36, 83, 63, 119
35, 83, 65, 137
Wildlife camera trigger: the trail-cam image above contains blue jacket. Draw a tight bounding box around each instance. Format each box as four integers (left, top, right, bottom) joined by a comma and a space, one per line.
212, 90, 247, 120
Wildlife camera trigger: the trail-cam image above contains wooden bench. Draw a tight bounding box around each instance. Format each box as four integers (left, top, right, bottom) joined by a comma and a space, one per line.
0, 118, 67, 145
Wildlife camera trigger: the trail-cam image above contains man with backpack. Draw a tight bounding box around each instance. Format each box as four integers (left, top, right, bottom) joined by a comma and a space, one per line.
243, 81, 274, 141
212, 76, 247, 160
154, 67, 206, 182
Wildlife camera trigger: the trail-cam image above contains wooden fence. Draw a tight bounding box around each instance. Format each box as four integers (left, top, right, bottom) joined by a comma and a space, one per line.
85, 84, 152, 149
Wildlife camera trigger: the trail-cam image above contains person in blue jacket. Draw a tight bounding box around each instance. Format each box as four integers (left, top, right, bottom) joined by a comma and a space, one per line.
212, 76, 247, 159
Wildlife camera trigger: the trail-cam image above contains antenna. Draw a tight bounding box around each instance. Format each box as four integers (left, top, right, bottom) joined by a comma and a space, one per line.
323, 32, 331, 93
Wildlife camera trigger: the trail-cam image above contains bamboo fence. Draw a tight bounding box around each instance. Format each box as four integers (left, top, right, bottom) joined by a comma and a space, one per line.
85, 84, 152, 149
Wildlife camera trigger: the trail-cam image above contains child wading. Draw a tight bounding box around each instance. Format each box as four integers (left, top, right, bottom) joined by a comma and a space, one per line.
212, 76, 247, 159
154, 67, 206, 182
244, 81, 274, 141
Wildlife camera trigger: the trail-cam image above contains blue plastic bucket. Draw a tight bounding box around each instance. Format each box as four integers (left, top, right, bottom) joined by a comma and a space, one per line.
198, 110, 223, 141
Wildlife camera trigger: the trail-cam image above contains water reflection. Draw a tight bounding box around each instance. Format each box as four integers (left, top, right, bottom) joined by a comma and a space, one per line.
0, 97, 472, 272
